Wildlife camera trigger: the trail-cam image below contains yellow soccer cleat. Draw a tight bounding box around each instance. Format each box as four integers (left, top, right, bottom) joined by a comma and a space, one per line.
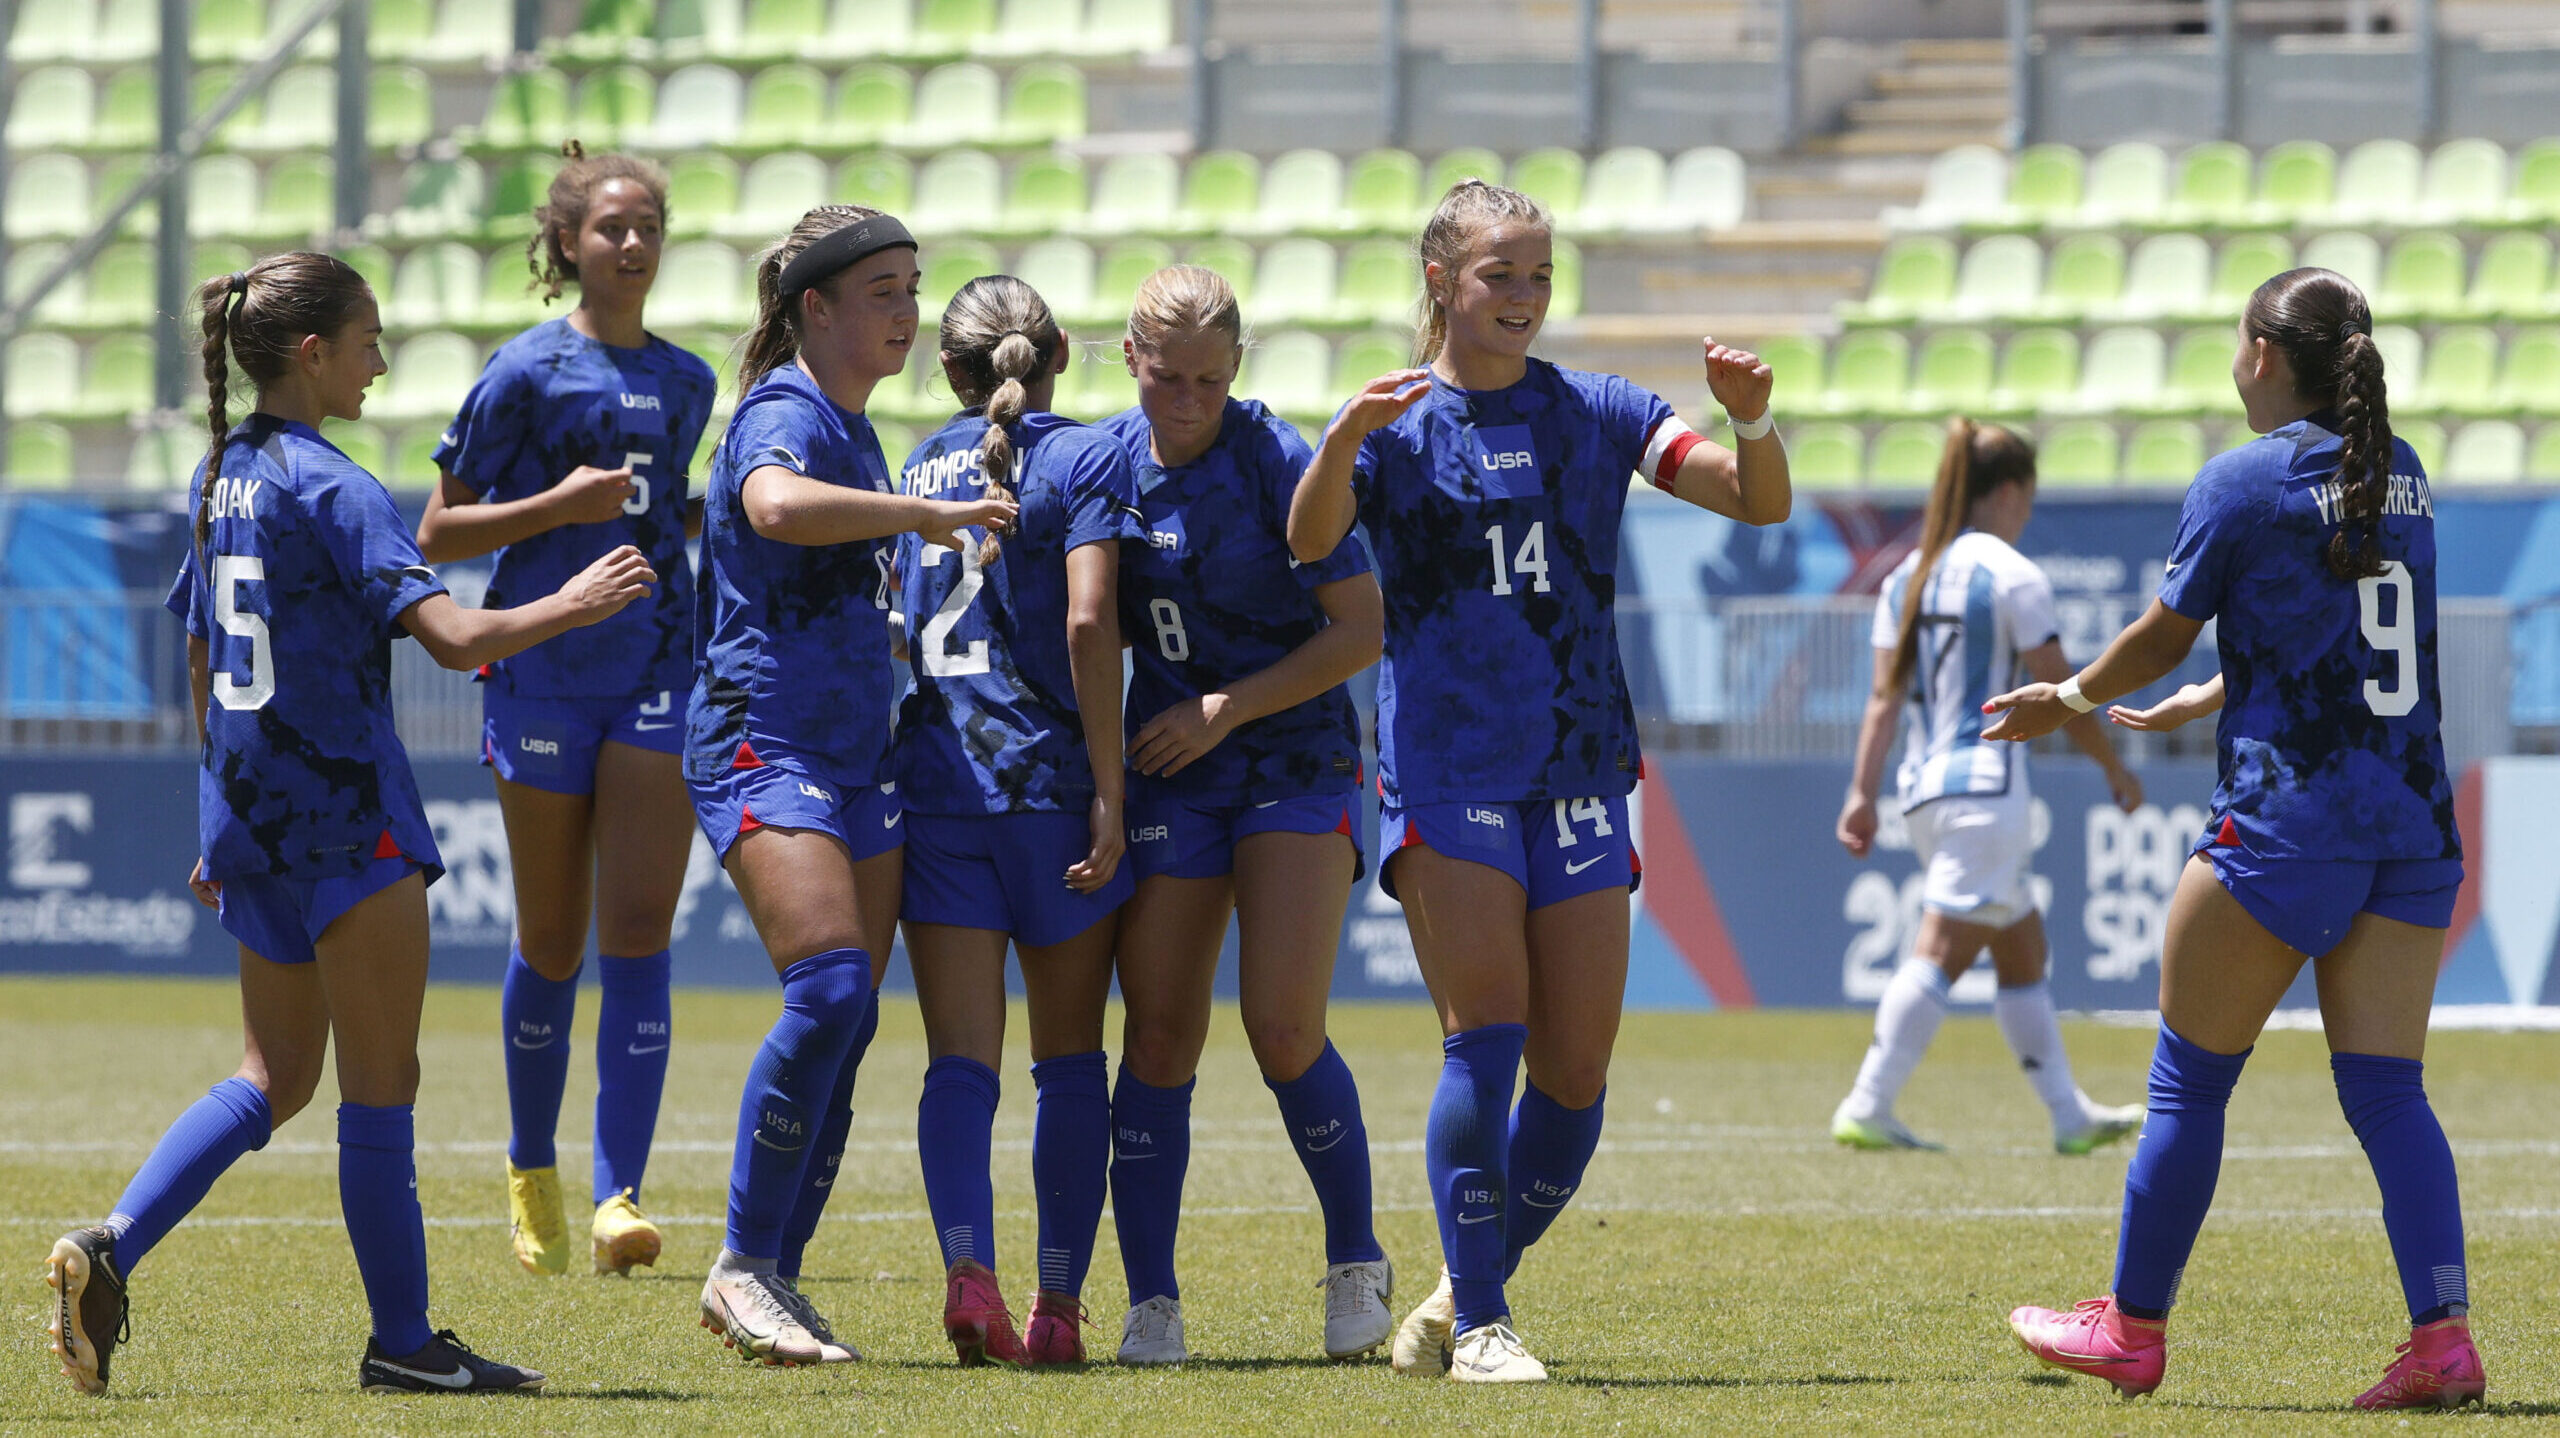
506, 1164, 569, 1277
591, 1188, 662, 1276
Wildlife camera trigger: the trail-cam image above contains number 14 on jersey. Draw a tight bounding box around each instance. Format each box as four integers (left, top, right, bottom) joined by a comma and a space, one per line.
1486, 521, 1550, 596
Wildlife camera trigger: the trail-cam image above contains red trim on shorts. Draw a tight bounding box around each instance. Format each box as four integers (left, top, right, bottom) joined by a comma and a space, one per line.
2215, 813, 2240, 847
1629, 845, 1643, 882
373, 829, 403, 860
739, 805, 764, 835
732, 740, 764, 771
1336, 809, 1354, 837
1398, 822, 1423, 849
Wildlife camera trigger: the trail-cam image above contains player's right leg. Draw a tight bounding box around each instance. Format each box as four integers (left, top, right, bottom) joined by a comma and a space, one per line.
489, 766, 598, 1280
908, 919, 1025, 1366
1833, 805, 2005, 1150
1983, 911, 2143, 1154
1018, 906, 1124, 1366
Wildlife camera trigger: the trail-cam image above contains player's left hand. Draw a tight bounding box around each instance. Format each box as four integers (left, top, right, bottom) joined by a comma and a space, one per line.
187, 857, 221, 909
2105, 764, 2144, 814
1981, 682, 2072, 742
1128, 693, 1236, 777
1065, 793, 1124, 893
1703, 338, 1773, 425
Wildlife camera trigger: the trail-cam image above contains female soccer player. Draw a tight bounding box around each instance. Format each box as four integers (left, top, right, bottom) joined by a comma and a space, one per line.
1830, 419, 2147, 1154
1287, 180, 1791, 1382
1996, 268, 2481, 1409
896, 275, 1141, 1367
1098, 266, 1391, 1365
46, 252, 654, 1395
688, 206, 1010, 1367
416, 144, 714, 1281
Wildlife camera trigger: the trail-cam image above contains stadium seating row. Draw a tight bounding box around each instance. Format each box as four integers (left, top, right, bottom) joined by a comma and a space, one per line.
1783, 417, 2560, 490
1846, 229, 2560, 326
463, 59, 1088, 154
1896, 138, 2560, 233
10, 0, 511, 65
8, 63, 439, 153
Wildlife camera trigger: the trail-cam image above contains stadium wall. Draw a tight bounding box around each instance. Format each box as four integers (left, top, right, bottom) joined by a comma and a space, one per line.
2032, 35, 2560, 147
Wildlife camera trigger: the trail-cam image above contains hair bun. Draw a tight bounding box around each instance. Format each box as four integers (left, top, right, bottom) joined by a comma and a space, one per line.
562, 138, 586, 160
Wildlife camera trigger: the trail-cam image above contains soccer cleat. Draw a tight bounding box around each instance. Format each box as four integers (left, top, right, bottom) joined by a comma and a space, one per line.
506, 1164, 569, 1277
1830, 1102, 1946, 1152
358, 1328, 546, 1394
1388, 1267, 1456, 1377
2008, 1295, 2166, 1399
45, 1226, 127, 1396
942, 1261, 1028, 1367
2354, 1316, 2486, 1410
1117, 1294, 1187, 1365
699, 1272, 832, 1367
1321, 1258, 1394, 1360
1448, 1321, 1547, 1383
2057, 1101, 2146, 1156
771, 1276, 860, 1363
1025, 1289, 1088, 1365
590, 1189, 662, 1276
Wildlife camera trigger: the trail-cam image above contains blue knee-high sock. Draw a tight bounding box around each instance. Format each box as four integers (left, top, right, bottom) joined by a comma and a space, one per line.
2111, 1026, 2250, 1319
919, 1055, 1000, 1271
2334, 1053, 2469, 1324
1266, 1040, 1384, 1266
1030, 1051, 1111, 1300
501, 947, 579, 1172
105, 1077, 272, 1270
777, 990, 879, 1281
338, 1102, 433, 1357
724, 950, 871, 1261
1504, 1082, 1604, 1279
592, 950, 672, 1205
1428, 1023, 1527, 1335
1109, 1065, 1194, 1305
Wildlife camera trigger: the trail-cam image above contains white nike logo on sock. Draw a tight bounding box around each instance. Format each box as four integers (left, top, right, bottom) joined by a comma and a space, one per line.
626, 1043, 668, 1056
1456, 1212, 1498, 1225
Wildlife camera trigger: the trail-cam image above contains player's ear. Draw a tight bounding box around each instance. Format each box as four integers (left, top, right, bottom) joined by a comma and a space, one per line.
1051, 332, 1072, 377
295, 330, 328, 376
1122, 337, 1137, 376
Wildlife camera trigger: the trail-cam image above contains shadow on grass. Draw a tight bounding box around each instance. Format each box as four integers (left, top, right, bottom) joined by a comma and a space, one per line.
1555, 1372, 1897, 1391
2176, 1400, 2559, 1418
543, 1388, 714, 1403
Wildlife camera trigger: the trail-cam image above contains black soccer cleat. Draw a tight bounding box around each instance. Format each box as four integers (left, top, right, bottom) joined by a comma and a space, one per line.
46, 1226, 129, 1396
358, 1328, 547, 1394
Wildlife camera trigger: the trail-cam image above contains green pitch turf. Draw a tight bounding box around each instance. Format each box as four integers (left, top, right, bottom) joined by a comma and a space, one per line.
5, 975, 2559, 1434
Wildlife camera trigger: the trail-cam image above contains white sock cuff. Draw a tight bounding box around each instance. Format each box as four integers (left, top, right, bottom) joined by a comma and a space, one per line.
1995, 978, 2051, 999
1896, 957, 1953, 1001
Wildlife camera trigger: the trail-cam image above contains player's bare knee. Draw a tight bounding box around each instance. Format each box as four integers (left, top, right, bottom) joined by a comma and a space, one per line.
1528, 1061, 1608, 1110
237, 1055, 321, 1126
1244, 1017, 1324, 1081
592, 908, 675, 960
1121, 1032, 1200, 1089
514, 925, 588, 981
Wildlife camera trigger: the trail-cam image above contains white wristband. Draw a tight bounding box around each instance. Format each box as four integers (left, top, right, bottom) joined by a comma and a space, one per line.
1727, 408, 1773, 441
2056, 676, 2097, 714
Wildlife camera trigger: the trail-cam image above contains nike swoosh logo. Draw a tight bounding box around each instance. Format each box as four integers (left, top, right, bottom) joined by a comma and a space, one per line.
511, 1036, 554, 1050
627, 1043, 668, 1056
1562, 854, 1608, 875
1253, 800, 1282, 809
1116, 1152, 1159, 1161
371, 1358, 474, 1389
632, 720, 677, 732
1304, 1131, 1346, 1152
883, 811, 901, 828
2046, 1350, 2135, 1368
751, 1133, 807, 1153
1456, 1212, 1498, 1225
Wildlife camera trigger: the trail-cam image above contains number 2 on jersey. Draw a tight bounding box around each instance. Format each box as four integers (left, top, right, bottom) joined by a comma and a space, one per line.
2358, 560, 2416, 717
918, 541, 991, 677
1486, 521, 1550, 596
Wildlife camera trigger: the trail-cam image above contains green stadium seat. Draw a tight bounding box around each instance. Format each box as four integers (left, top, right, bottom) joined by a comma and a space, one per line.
2443, 420, 2526, 484
189, 155, 264, 238
478, 248, 544, 328
82, 334, 153, 420
572, 64, 656, 148
654, 241, 747, 327
919, 237, 998, 319
2255, 139, 2335, 223
1786, 421, 1863, 489
1342, 148, 1424, 233
561, 0, 651, 55
338, 242, 395, 300
2117, 232, 2209, 321
981, 0, 1080, 56
1949, 234, 2041, 319
2530, 424, 2560, 480
9, 1, 92, 63
1090, 152, 1180, 235
1867, 421, 1945, 487
1425, 147, 1503, 198
2162, 327, 2238, 415
2039, 420, 2119, 485
2332, 138, 2422, 224
900, 62, 1003, 148
382, 331, 480, 419
1332, 329, 1410, 394
191, 0, 265, 61
2081, 141, 2168, 227
1091, 238, 1172, 328
2301, 231, 2381, 295
1906, 328, 1994, 416
2375, 324, 2425, 395
834, 63, 914, 145
82, 244, 152, 325
476, 68, 571, 152
388, 424, 444, 486
369, 66, 435, 151
2424, 138, 2509, 224
1016, 237, 1096, 324
261, 154, 335, 239
4, 333, 81, 418
2071, 327, 2164, 414
1257, 149, 1344, 235
1337, 238, 1411, 327
1002, 152, 1088, 234
191, 65, 267, 148
909, 147, 1002, 236
2169, 141, 2253, 226
245, 66, 336, 152
1991, 327, 2078, 415
823, 0, 914, 57
668, 152, 745, 237
735, 0, 829, 57
2212, 232, 2295, 308
2375, 231, 2467, 322
4, 421, 77, 489
913, 0, 996, 57
1187, 236, 1254, 304
1748, 333, 1823, 400
2419, 327, 2501, 417
1179, 151, 1260, 233
2008, 144, 2084, 226
2396, 418, 2446, 476
368, 0, 435, 58
1821, 328, 1908, 417
6, 156, 89, 239
91, 0, 158, 61
1903, 143, 2005, 229
91, 152, 161, 237
421, 0, 511, 63
741, 63, 828, 148
392, 156, 487, 238
653, 64, 745, 147
835, 150, 914, 213
1845, 236, 1956, 324
127, 426, 200, 490
656, 0, 740, 56
2514, 138, 2560, 223
1509, 146, 1585, 223
1665, 146, 1748, 231
1254, 239, 1337, 326
94, 67, 155, 149
5, 244, 84, 327
1242, 329, 1329, 418
1548, 237, 1582, 321
2039, 233, 2123, 320
1071, 345, 1138, 420
2124, 420, 2205, 482
2467, 231, 2550, 320
9, 68, 94, 151
1081, 0, 1171, 53
721, 151, 820, 242
389, 241, 481, 327
2497, 327, 2560, 414
323, 420, 388, 476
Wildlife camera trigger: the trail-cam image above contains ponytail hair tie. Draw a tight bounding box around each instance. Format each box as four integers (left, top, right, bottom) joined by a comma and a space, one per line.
2337, 320, 2368, 343
226, 271, 249, 298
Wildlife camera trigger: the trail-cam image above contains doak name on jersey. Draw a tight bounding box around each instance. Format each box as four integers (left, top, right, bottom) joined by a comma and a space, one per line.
905, 447, 983, 497
2310, 472, 2432, 525
205, 477, 264, 521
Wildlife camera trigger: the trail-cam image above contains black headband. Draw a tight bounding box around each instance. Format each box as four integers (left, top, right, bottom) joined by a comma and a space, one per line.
778, 216, 916, 299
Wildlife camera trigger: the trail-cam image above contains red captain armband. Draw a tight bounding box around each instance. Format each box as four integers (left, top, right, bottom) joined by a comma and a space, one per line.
1639, 418, 1704, 495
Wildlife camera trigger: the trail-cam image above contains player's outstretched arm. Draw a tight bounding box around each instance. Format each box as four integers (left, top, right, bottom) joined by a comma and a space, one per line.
400, 544, 656, 672
1288, 369, 1430, 563
1837, 645, 1897, 858
1130, 573, 1383, 778
2023, 639, 2143, 812
742, 464, 1016, 548
1984, 599, 2204, 743
1659, 339, 1790, 527
1062, 541, 1127, 893
415, 467, 635, 563
2109, 674, 2224, 733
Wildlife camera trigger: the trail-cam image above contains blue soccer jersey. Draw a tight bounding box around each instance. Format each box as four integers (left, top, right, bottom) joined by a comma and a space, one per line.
432, 317, 714, 698
2158, 415, 2458, 861
166, 415, 448, 881
1351, 359, 1678, 806
685, 363, 901, 787
893, 409, 1145, 815
1098, 399, 1369, 802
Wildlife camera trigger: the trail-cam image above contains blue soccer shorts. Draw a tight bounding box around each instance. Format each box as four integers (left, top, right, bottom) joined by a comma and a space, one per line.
1379, 794, 1640, 909
2199, 837, 2463, 959
688, 764, 905, 864
902, 811, 1133, 949
217, 834, 434, 966
482, 686, 684, 796
1124, 787, 1366, 883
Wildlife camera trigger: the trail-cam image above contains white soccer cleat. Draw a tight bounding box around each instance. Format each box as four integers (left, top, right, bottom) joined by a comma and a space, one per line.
1448, 1321, 1547, 1383
1116, 1294, 1187, 1365
699, 1272, 834, 1367
1321, 1258, 1393, 1359
1388, 1266, 1455, 1377
1830, 1099, 1946, 1152
2057, 1100, 2146, 1156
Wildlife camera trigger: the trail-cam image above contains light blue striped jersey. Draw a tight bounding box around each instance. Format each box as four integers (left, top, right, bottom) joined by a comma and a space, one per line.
1870, 529, 2060, 807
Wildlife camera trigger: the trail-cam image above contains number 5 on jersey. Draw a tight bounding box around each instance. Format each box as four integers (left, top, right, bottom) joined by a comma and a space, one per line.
620, 451, 654, 515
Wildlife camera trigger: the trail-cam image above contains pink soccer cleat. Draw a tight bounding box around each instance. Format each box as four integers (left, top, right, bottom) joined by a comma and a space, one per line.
2354, 1316, 2486, 1410
943, 1261, 1028, 1367
2008, 1296, 2166, 1399
1024, 1289, 1088, 1365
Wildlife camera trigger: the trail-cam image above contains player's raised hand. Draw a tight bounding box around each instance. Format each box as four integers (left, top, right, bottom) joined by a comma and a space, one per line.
1836, 793, 1878, 859
2108, 680, 2222, 733
552, 464, 637, 524
1703, 338, 1773, 422
1129, 692, 1237, 777
920, 496, 1019, 552
560, 544, 657, 620
1326, 369, 1433, 445
1065, 793, 1125, 893
1980, 682, 2072, 742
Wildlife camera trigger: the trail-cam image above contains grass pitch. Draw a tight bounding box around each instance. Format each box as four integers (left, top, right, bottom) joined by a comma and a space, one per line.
6, 975, 2560, 1434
